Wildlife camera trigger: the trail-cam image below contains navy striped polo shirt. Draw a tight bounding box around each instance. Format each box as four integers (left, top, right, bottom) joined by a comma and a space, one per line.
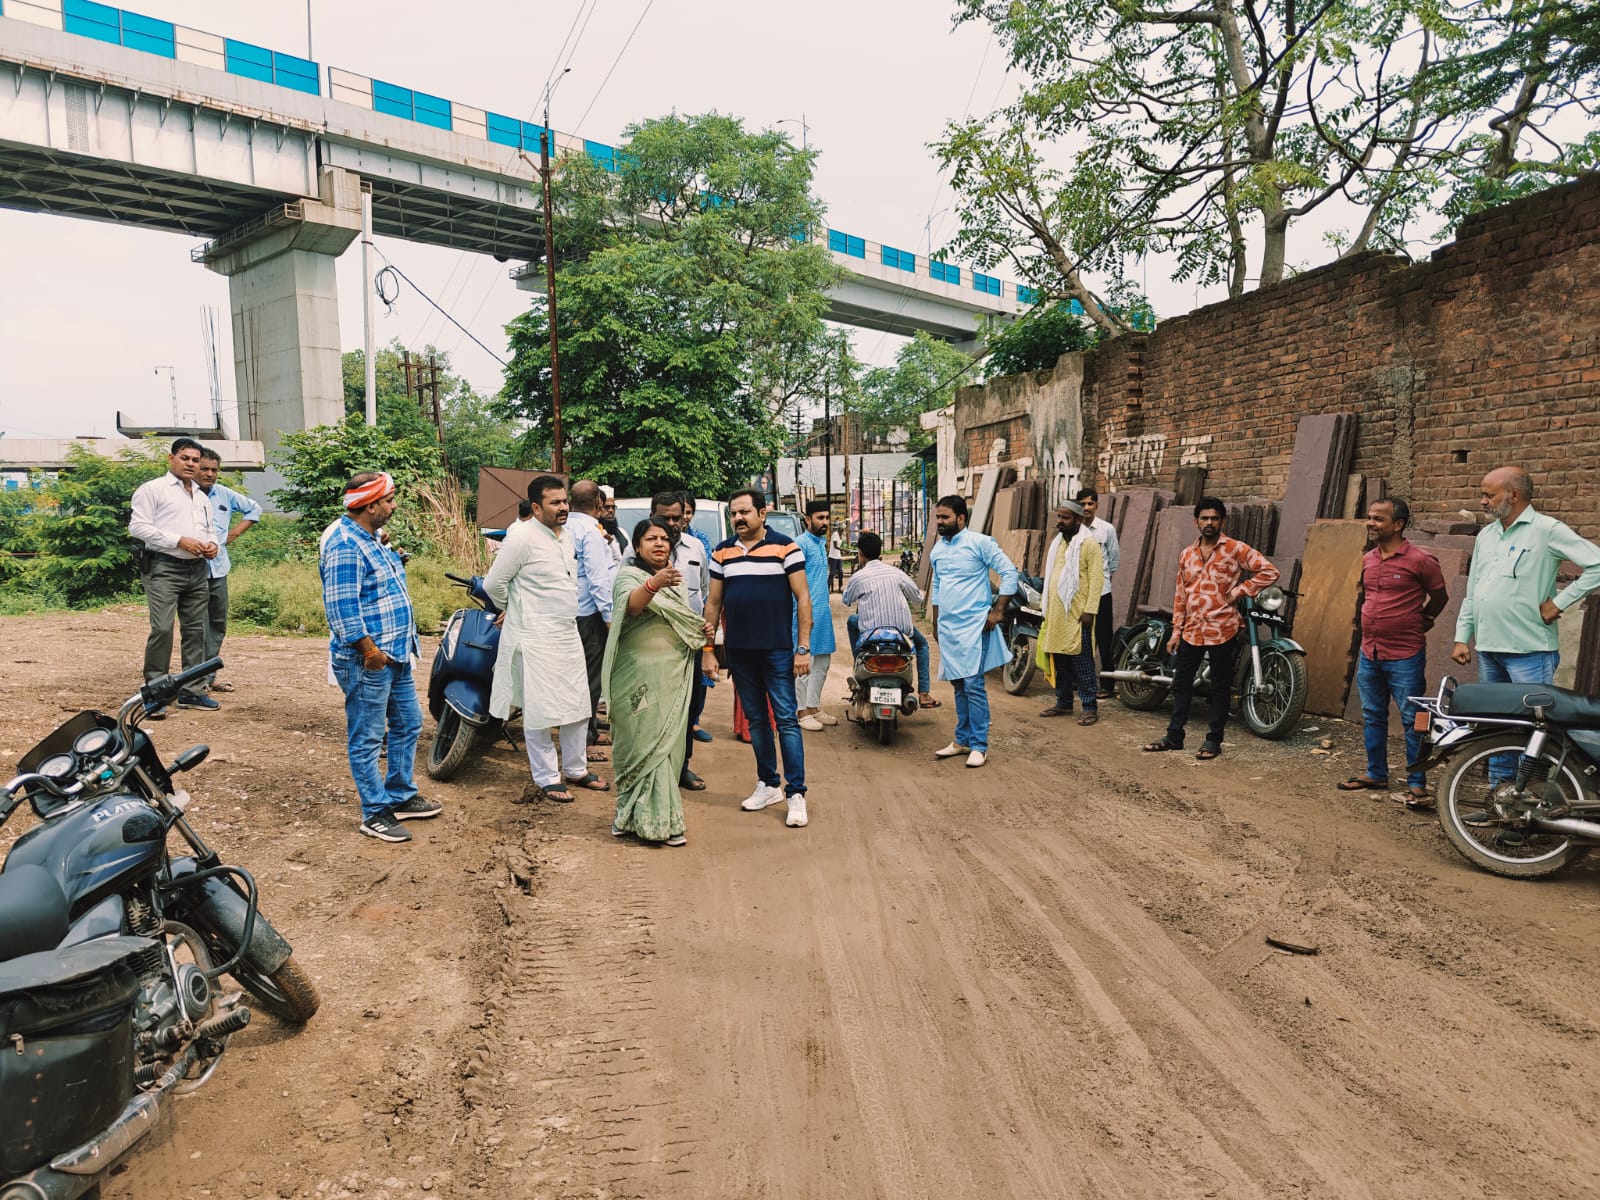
711, 530, 805, 650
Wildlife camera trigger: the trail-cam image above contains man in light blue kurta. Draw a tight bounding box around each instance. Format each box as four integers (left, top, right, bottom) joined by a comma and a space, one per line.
929, 494, 1018, 767
794, 501, 839, 729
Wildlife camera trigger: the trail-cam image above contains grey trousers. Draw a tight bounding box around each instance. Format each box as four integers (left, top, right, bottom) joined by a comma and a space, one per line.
142, 555, 209, 684
202, 573, 229, 688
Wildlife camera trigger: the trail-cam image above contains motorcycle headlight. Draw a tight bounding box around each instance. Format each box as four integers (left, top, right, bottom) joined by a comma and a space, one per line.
1256, 585, 1286, 613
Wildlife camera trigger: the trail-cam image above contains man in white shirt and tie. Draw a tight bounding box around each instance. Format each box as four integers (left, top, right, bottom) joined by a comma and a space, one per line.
128, 438, 219, 716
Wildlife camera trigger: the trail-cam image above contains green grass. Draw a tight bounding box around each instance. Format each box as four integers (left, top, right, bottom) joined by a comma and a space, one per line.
227, 555, 462, 637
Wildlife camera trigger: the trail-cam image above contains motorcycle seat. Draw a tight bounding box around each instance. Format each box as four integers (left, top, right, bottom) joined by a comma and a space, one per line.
0, 864, 70, 963
1448, 682, 1600, 726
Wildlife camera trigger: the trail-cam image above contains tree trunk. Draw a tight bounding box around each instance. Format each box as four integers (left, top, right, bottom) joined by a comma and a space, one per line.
1259, 209, 1289, 287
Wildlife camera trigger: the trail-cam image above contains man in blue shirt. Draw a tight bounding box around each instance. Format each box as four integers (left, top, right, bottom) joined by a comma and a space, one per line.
567, 480, 619, 754
795, 500, 838, 731
929, 494, 1018, 768
320, 471, 441, 843
194, 449, 261, 695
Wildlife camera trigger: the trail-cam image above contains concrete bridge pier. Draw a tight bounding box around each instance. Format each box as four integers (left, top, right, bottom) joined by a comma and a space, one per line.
196, 167, 363, 470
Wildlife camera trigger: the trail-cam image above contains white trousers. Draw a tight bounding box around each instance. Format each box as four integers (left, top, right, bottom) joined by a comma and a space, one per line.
796, 652, 832, 711
525, 718, 590, 788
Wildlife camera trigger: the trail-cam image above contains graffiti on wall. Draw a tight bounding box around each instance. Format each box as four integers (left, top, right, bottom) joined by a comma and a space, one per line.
1097, 434, 1168, 485
1180, 434, 1212, 466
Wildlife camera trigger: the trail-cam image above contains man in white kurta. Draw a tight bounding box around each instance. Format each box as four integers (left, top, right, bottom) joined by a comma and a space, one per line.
484, 476, 602, 800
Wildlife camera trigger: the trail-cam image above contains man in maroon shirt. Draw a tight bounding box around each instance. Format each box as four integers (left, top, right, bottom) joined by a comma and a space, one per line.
1338, 498, 1448, 806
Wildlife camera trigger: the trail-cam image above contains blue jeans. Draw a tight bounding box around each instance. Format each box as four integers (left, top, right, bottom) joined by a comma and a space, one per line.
333, 658, 423, 821
1478, 649, 1560, 784
950, 674, 992, 752
847, 615, 931, 694
726, 647, 806, 795
1356, 651, 1427, 788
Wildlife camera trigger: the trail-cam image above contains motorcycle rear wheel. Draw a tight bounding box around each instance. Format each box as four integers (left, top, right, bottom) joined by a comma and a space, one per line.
1239, 648, 1308, 739
1437, 733, 1592, 879
426, 708, 478, 781
1001, 632, 1037, 695
876, 716, 894, 745
1113, 630, 1169, 711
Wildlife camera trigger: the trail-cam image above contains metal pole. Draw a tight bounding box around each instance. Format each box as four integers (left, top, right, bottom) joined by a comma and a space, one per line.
361, 188, 376, 426
540, 117, 564, 472
429, 354, 443, 444
823, 378, 832, 500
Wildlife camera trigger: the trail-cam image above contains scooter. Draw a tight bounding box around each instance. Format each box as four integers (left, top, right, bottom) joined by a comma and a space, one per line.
846, 627, 920, 745
998, 572, 1047, 695
1, 659, 316, 1200
1102, 586, 1309, 739
425, 573, 502, 780
1412, 675, 1600, 879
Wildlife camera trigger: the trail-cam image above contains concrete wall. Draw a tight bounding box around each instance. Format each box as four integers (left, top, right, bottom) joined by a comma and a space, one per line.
947, 358, 1086, 506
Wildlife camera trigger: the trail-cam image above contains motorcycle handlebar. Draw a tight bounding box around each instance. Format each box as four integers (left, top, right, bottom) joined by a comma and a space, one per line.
446, 573, 470, 587
140, 658, 224, 708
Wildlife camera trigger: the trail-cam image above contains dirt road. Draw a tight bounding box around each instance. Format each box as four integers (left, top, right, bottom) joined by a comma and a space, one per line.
4, 608, 1599, 1199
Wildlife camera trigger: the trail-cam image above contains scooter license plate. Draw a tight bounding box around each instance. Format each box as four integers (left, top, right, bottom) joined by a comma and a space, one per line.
870, 686, 902, 706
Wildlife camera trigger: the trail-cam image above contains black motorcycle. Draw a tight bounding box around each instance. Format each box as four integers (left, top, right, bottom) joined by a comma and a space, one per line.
1, 659, 317, 1199
1412, 675, 1600, 879
1102, 587, 1309, 739
426, 573, 503, 780
998, 572, 1046, 695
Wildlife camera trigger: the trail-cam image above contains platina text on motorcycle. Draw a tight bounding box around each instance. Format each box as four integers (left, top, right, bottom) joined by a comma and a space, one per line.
0, 659, 317, 1200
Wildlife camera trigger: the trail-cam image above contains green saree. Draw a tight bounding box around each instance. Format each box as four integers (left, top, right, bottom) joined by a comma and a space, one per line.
601, 565, 705, 841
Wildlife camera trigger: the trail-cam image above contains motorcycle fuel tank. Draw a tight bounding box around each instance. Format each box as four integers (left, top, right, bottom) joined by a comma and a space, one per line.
4, 794, 165, 918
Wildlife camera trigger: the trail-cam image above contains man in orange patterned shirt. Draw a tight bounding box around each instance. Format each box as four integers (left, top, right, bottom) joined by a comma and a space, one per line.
1143, 497, 1278, 760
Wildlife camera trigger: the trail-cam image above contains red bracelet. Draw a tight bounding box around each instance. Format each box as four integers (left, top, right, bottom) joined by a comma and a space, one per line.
645, 579, 660, 593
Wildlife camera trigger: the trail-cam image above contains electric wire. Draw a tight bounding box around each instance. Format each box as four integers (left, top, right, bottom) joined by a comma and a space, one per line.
574, 0, 656, 134
372, 255, 508, 367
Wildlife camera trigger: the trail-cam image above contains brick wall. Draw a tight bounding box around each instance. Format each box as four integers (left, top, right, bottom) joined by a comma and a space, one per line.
1079, 173, 1600, 539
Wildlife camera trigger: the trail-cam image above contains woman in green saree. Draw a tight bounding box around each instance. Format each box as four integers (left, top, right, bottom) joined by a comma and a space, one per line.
602, 518, 707, 846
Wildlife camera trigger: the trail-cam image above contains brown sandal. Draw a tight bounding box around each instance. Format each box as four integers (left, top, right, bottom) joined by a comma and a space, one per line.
1077, 712, 1099, 726
1039, 706, 1072, 718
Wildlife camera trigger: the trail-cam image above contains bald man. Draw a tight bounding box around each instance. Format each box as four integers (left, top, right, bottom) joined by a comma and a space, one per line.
1454, 466, 1600, 693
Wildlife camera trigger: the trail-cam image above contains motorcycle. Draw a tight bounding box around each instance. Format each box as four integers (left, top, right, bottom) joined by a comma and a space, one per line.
998, 572, 1046, 696
1, 659, 317, 1200
846, 627, 920, 745
1102, 586, 1309, 739
425, 573, 503, 780
1412, 675, 1600, 879
898, 546, 917, 575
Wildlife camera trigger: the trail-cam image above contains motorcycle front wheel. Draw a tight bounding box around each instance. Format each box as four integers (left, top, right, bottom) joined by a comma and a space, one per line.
426, 708, 478, 780
1239, 648, 1308, 739
1113, 629, 1169, 710
1001, 631, 1037, 695
229, 955, 321, 1025
1437, 733, 1592, 879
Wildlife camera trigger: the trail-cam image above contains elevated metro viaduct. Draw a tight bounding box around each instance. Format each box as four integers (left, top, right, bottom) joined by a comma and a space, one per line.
0, 2, 1031, 462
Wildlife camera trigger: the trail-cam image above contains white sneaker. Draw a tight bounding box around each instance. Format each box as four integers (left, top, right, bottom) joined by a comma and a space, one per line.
785, 794, 808, 827
934, 742, 970, 759
965, 750, 987, 768
798, 714, 825, 732
740, 783, 783, 811
816, 710, 839, 726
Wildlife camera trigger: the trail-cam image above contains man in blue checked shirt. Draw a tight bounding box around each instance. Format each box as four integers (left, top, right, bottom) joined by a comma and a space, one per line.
320, 471, 442, 843
194, 450, 261, 695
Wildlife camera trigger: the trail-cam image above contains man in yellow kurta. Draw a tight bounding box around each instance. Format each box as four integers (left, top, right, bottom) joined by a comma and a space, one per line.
1037, 499, 1105, 726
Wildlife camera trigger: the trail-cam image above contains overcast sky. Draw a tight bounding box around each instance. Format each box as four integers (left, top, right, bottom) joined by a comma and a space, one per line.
0, 0, 1205, 440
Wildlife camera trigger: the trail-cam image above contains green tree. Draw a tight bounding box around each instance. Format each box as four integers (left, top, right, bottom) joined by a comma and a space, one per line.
0, 484, 40, 589
984, 305, 1100, 378
33, 443, 165, 605
440, 388, 518, 496
500, 112, 842, 497
270, 418, 444, 545
936, 1, 1600, 329
854, 333, 975, 448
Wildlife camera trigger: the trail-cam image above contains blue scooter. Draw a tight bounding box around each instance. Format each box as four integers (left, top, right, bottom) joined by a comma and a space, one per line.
425, 572, 502, 780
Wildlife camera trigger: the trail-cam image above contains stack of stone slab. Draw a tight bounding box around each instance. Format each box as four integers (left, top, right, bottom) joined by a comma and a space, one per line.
1276, 413, 1360, 563
1100, 487, 1174, 626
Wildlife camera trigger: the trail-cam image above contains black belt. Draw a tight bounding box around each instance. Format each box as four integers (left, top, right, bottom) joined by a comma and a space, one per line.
147, 551, 204, 566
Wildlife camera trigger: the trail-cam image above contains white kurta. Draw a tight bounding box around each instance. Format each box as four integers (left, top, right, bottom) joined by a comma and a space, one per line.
484, 519, 592, 728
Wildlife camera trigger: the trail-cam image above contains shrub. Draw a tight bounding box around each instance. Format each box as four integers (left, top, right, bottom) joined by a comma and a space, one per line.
33, 443, 165, 606
227, 555, 461, 638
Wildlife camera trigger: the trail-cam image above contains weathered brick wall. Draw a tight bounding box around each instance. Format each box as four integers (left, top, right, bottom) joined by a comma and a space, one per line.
1080, 173, 1600, 539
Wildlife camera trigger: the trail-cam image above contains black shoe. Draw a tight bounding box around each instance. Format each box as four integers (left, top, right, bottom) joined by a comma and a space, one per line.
176, 691, 220, 711
360, 812, 412, 842
392, 796, 443, 820
1461, 802, 1501, 827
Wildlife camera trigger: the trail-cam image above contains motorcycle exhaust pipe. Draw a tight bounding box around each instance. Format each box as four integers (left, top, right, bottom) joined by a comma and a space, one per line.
1529, 815, 1600, 842
1099, 670, 1174, 685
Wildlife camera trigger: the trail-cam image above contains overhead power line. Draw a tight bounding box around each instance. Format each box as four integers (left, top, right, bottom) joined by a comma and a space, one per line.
575, 0, 656, 133
372, 254, 508, 367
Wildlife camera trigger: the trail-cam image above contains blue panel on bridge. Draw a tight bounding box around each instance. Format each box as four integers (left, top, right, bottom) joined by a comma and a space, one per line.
929, 260, 960, 285
881, 245, 915, 272
973, 272, 1002, 297
828, 230, 865, 259
413, 91, 452, 130
521, 122, 551, 152
1017, 284, 1040, 305
119, 10, 175, 57
63, 0, 121, 44
585, 141, 616, 171
224, 38, 275, 84
486, 112, 521, 147
273, 51, 319, 95
372, 79, 414, 120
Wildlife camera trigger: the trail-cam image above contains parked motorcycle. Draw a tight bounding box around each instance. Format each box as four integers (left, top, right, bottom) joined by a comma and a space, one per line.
1412, 676, 1600, 879
898, 546, 917, 575
846, 627, 920, 745
998, 572, 1046, 695
1, 659, 317, 1200
426, 573, 503, 780
1102, 587, 1309, 739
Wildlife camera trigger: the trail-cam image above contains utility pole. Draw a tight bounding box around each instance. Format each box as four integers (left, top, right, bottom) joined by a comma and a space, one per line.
822, 377, 832, 501
540, 77, 567, 473
361, 183, 375, 426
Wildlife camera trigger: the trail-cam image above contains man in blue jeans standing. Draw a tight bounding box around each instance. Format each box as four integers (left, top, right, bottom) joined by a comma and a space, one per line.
1453, 466, 1600, 787
321, 471, 441, 843
703, 489, 814, 829
1338, 498, 1447, 807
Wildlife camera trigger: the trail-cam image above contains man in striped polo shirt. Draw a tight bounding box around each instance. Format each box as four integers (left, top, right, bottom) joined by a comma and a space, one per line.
703, 489, 815, 828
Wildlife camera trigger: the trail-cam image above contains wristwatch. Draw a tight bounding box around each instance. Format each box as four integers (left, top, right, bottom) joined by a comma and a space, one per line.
796, 645, 811, 655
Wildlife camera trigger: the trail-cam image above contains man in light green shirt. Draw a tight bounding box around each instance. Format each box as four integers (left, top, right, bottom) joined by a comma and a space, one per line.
1453, 466, 1600, 684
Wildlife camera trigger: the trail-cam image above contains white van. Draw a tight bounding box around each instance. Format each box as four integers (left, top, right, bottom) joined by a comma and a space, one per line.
613, 497, 731, 549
